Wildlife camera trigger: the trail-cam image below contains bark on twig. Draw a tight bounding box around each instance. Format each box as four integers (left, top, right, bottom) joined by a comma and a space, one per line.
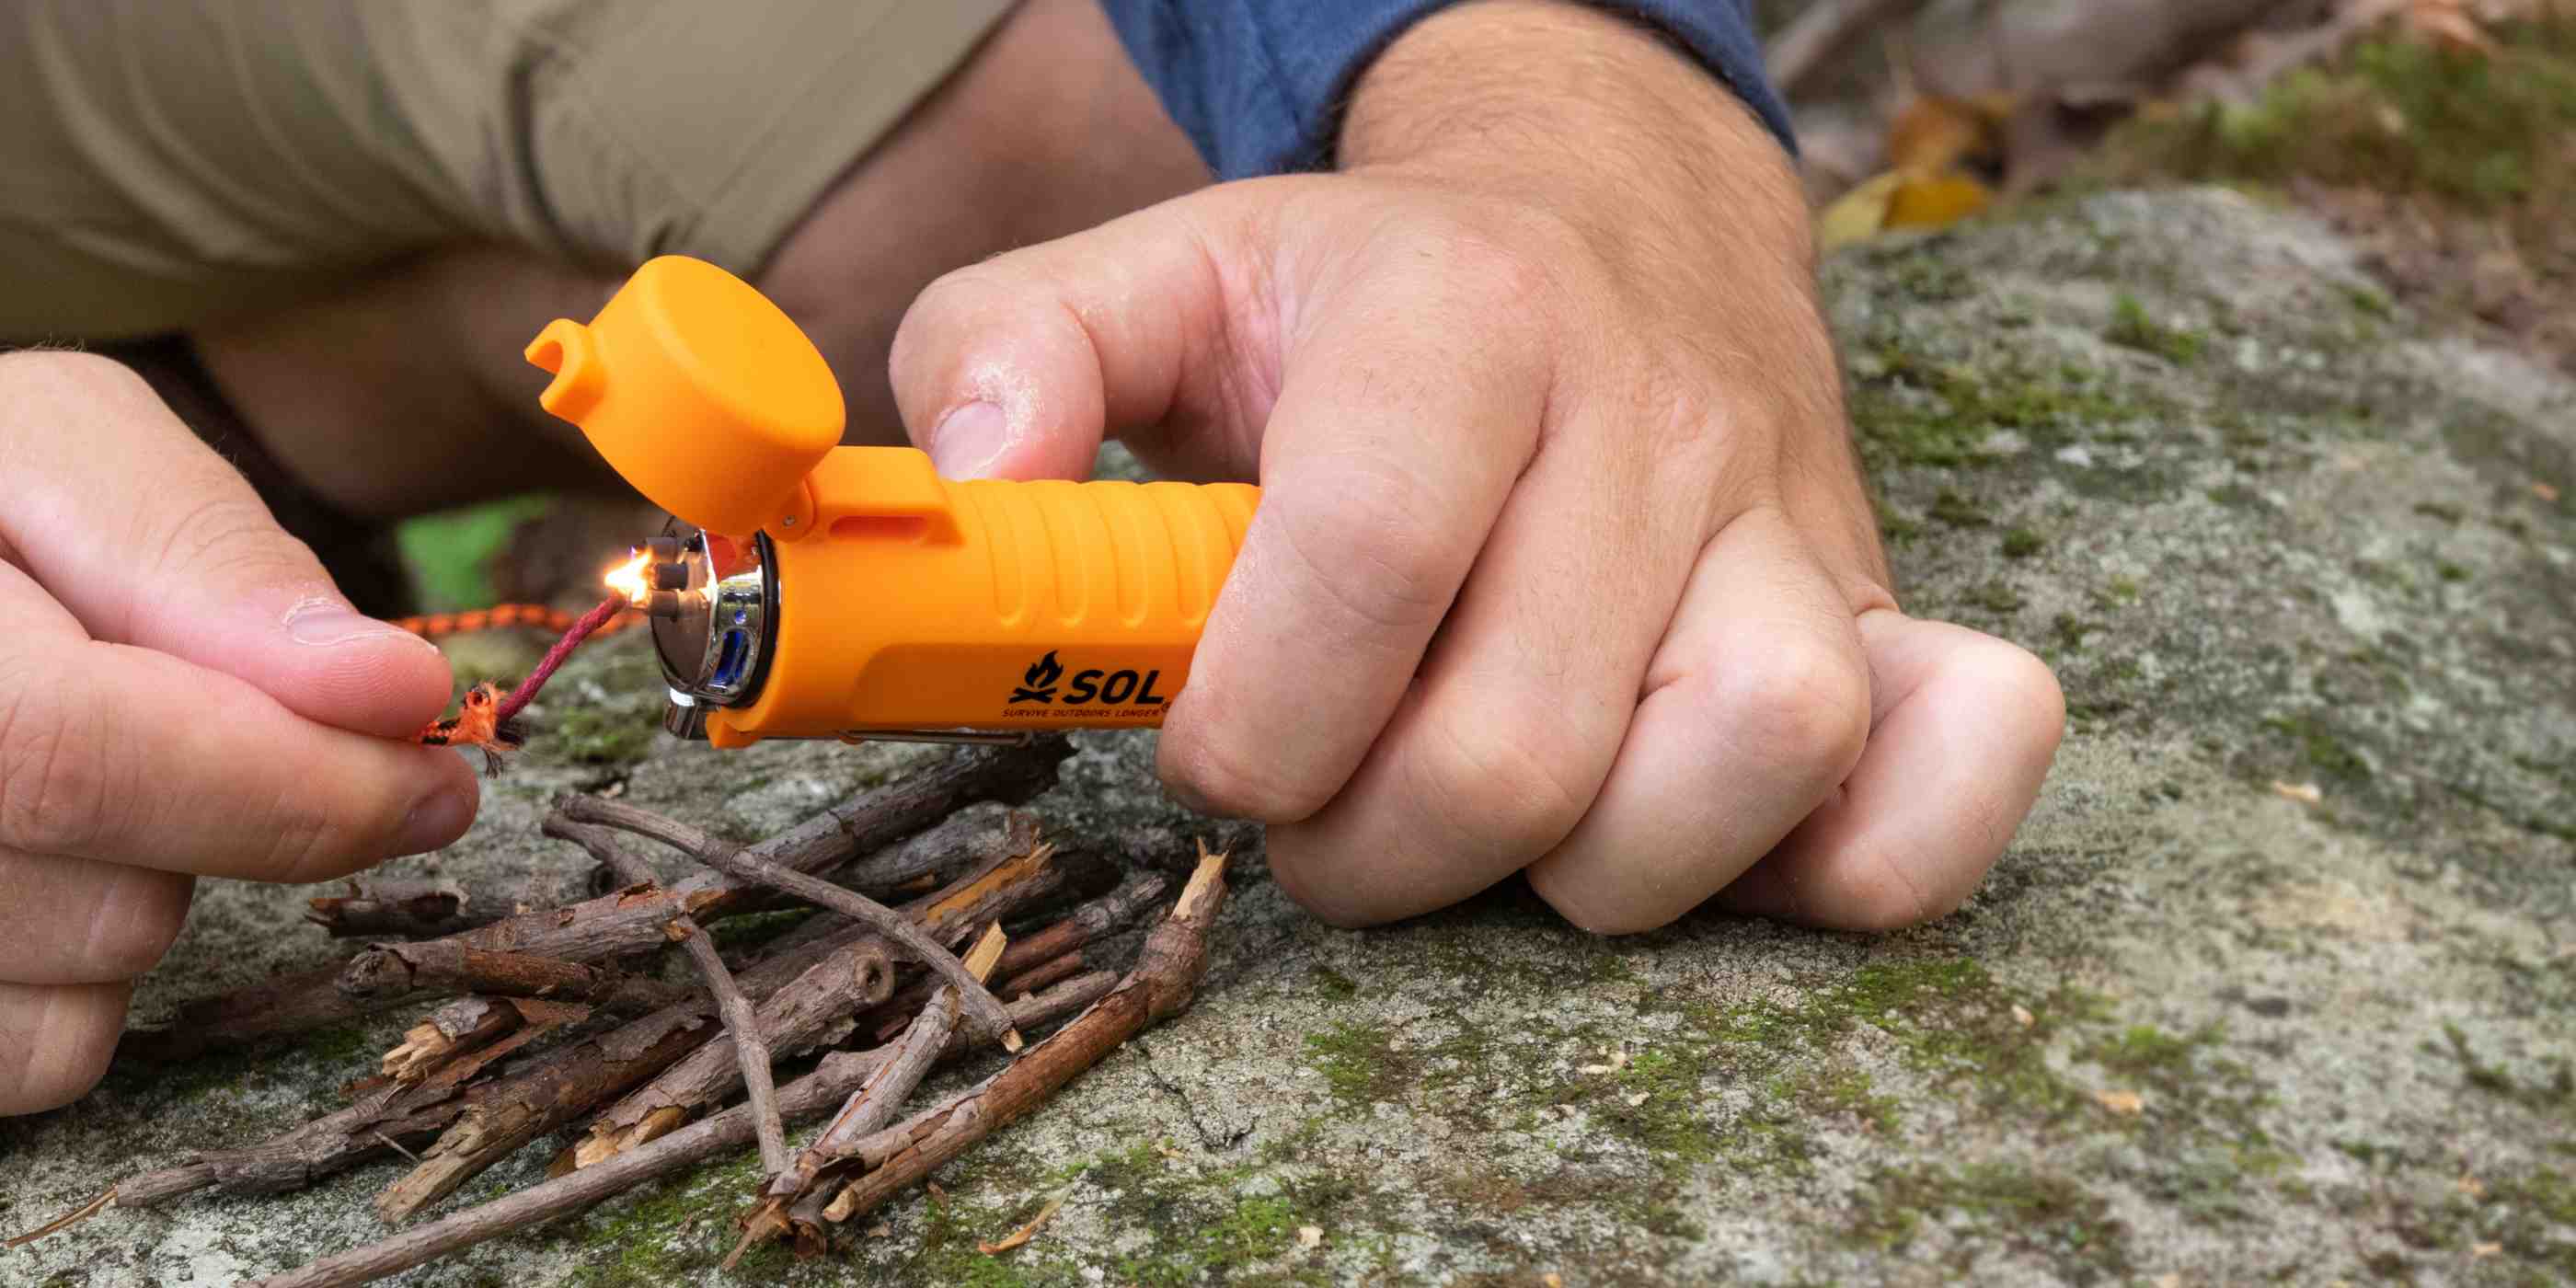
119, 765, 1056, 1066
733, 926, 1007, 1258
379, 996, 588, 1085
305, 880, 516, 940
566, 845, 1061, 1167
236, 973, 1121, 1288
560, 796, 1022, 1050
995, 870, 1169, 979
374, 841, 1061, 1221
857, 869, 1167, 1045
339, 739, 1068, 1004
817, 847, 1231, 1227
549, 819, 792, 1177
342, 940, 684, 1017
116, 960, 416, 1064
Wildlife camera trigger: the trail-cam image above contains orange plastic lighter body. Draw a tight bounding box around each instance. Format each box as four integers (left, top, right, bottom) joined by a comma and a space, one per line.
526, 256, 1257, 749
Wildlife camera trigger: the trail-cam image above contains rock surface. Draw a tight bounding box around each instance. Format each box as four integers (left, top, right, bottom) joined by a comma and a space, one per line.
5, 188, 2570, 1286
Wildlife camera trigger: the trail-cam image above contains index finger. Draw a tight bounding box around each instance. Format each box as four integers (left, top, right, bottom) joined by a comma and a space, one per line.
0, 576, 477, 883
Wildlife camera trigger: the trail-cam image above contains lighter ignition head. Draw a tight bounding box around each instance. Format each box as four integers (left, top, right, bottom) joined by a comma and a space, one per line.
639, 522, 778, 738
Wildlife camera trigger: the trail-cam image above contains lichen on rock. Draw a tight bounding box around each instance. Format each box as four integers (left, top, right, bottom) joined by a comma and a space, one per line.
4, 188, 2570, 1285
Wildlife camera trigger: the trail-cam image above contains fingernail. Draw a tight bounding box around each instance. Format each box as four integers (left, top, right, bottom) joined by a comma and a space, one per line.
396, 782, 477, 856
928, 401, 1014, 478
285, 596, 420, 649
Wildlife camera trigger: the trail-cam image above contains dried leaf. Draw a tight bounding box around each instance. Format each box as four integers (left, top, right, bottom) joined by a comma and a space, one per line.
1885, 173, 1995, 230
977, 1197, 1063, 1255
1886, 95, 2008, 176
1818, 172, 1905, 251
2094, 1088, 2146, 1115
2271, 780, 2325, 805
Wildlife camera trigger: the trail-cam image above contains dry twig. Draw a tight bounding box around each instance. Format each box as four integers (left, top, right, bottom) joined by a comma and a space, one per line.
733, 926, 1007, 1258
120, 759, 1058, 1066
305, 880, 515, 940
817, 845, 1231, 1228
375, 842, 1061, 1219
565, 845, 1059, 1168
342, 940, 683, 1016
339, 739, 1067, 1005
236, 973, 1121, 1288
558, 796, 1025, 1051
378, 996, 589, 1085
549, 818, 792, 1176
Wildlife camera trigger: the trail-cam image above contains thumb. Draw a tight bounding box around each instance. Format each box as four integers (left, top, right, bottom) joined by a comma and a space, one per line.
890, 196, 1259, 482
0, 352, 451, 739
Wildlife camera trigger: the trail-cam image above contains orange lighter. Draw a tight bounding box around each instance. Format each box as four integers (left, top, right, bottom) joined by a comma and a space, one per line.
524, 256, 1258, 750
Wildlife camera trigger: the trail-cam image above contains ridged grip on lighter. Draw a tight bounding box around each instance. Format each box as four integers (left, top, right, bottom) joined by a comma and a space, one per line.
952, 478, 1258, 634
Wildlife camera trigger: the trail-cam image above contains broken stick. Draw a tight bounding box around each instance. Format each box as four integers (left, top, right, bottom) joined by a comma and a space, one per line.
374, 841, 1060, 1220
559, 795, 1024, 1052
818, 845, 1232, 1227
734, 926, 1008, 1257
339, 738, 1069, 1004
551, 817, 794, 1175
236, 972, 1121, 1288
341, 939, 684, 1016
305, 879, 516, 940
565, 844, 1060, 1168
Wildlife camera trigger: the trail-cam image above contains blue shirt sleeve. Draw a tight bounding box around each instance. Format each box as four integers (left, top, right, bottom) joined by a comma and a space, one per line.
1096, 1, 1794, 181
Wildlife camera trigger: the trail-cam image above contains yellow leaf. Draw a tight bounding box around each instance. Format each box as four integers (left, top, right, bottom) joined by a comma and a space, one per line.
1885, 174, 1994, 230
1818, 172, 1904, 252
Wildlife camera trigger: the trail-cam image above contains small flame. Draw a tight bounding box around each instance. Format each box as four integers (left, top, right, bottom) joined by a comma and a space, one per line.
604, 549, 652, 605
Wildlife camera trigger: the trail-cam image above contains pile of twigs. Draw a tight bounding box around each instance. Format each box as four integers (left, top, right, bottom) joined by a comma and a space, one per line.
7, 736, 1242, 1287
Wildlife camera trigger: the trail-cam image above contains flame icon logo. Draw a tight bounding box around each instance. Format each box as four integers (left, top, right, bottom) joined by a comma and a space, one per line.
1009, 650, 1064, 704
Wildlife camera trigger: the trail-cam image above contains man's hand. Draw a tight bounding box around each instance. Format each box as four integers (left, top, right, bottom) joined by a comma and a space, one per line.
0, 352, 475, 1114
891, 1, 2063, 932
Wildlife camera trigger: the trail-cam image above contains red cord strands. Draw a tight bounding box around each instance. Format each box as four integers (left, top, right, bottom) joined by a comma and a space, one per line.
497, 596, 628, 724
393, 604, 638, 640
416, 597, 632, 774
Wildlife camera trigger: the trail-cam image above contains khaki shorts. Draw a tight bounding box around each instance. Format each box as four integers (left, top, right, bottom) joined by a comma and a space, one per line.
0, 0, 1014, 342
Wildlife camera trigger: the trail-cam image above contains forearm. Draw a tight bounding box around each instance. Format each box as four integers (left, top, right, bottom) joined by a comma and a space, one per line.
1341, 1, 1811, 266
1340, 0, 1884, 592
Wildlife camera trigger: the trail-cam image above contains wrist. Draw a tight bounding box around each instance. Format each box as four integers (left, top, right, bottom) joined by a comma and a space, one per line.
1339, 2, 1806, 252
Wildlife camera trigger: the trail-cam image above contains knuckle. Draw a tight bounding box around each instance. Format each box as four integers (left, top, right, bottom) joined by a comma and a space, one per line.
0, 662, 121, 859
1440, 225, 1558, 314
258, 791, 382, 886
84, 873, 192, 980
1259, 843, 1375, 929
1388, 216, 1570, 355
1706, 634, 1870, 791
149, 490, 314, 587
1159, 724, 1335, 822
1272, 465, 1461, 636
1815, 848, 1952, 932
1532, 866, 1678, 937
0, 986, 120, 1115
1410, 707, 1593, 857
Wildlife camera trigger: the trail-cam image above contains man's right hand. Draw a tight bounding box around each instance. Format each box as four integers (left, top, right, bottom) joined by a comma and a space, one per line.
0, 351, 477, 1115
